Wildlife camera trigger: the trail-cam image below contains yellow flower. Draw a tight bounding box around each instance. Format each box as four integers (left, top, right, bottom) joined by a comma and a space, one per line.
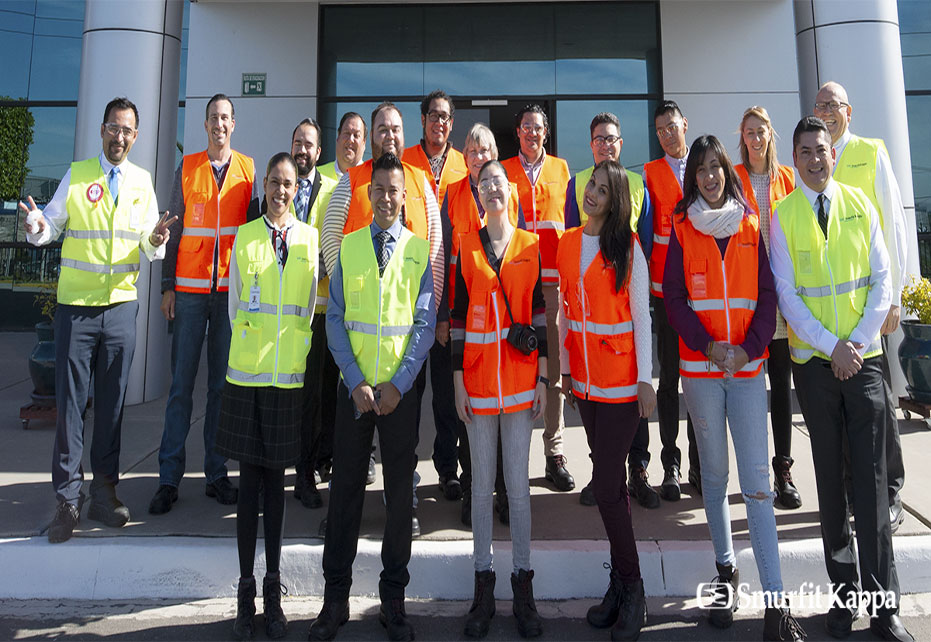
901, 276, 931, 325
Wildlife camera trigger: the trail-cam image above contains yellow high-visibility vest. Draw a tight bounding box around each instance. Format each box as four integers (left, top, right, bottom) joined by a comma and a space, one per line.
834, 135, 887, 230
573, 166, 644, 231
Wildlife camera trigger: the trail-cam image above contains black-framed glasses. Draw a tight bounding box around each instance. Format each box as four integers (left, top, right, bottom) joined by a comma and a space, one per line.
592, 135, 621, 146
427, 111, 452, 124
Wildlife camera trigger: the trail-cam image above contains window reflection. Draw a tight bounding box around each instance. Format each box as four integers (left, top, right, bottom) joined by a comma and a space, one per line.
899, 2, 931, 92
24, 106, 76, 204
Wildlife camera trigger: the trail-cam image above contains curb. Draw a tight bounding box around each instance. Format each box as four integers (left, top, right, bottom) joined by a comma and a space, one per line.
3, 535, 931, 600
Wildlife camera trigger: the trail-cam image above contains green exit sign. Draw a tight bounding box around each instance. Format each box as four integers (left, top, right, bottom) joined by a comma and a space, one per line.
242, 73, 266, 96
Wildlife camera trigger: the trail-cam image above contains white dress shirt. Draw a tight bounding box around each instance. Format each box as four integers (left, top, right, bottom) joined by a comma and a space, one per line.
26, 152, 164, 262
834, 130, 907, 305
770, 177, 891, 359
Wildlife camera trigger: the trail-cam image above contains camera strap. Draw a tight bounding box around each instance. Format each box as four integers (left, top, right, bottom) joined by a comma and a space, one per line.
478, 227, 518, 327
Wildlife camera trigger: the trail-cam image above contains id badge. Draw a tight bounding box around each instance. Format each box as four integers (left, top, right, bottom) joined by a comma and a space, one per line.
130, 203, 142, 230
798, 251, 812, 275
193, 203, 205, 226
248, 282, 261, 313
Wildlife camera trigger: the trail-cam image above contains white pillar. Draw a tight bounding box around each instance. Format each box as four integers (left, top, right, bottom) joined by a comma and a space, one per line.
74, 0, 183, 404
794, 0, 917, 396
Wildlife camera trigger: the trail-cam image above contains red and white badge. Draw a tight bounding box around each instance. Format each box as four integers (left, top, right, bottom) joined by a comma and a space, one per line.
86, 182, 104, 203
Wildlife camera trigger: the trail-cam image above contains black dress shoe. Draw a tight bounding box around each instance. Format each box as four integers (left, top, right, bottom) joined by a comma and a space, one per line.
870, 614, 914, 642
544, 455, 575, 492
48, 501, 80, 543
627, 467, 660, 509
412, 510, 421, 538
688, 468, 703, 496
579, 481, 597, 506
294, 469, 323, 509
148, 485, 179, 515
380, 598, 414, 641
206, 476, 238, 505
88, 494, 130, 527
308, 600, 349, 641
660, 465, 681, 502
825, 606, 855, 639
366, 452, 377, 485
890, 498, 905, 534
439, 474, 463, 501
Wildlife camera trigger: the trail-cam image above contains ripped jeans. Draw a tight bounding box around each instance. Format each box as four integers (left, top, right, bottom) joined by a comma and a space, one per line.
682, 372, 783, 593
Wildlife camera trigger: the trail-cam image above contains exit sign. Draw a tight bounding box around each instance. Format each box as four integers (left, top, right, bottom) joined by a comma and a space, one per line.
242, 73, 266, 96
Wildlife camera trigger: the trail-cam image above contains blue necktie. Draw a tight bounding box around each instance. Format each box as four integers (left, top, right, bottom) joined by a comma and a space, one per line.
294, 178, 310, 222
108, 167, 120, 204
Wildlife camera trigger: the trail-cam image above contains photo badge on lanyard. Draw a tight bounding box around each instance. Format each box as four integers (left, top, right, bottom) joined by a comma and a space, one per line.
248, 272, 261, 313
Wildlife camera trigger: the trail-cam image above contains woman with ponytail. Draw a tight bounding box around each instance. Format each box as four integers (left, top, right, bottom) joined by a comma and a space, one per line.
557, 160, 655, 641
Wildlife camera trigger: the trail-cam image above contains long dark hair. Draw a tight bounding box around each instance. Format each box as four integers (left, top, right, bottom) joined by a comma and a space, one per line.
591, 160, 632, 293
673, 134, 746, 221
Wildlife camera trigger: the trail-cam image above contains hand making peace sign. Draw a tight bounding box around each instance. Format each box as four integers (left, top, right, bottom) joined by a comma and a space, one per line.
149, 211, 178, 247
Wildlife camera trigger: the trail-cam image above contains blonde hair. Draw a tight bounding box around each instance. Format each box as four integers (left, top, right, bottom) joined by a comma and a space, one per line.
464, 123, 498, 160
738, 105, 779, 175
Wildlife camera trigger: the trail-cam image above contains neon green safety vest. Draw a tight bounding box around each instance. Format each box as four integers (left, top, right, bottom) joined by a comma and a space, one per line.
777, 184, 883, 364
340, 225, 429, 386
834, 135, 888, 230
574, 166, 644, 232
318, 161, 340, 183
226, 217, 318, 388
306, 171, 338, 314
59, 157, 156, 306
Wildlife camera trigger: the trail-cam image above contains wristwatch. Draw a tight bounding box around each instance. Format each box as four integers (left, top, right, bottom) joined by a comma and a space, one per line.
537, 376, 550, 386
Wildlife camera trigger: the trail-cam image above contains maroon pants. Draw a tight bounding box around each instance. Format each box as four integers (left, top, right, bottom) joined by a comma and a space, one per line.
577, 396, 642, 582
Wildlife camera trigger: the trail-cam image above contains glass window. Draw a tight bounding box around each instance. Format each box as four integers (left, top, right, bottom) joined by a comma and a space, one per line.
555, 100, 658, 176
900, 2, 931, 92
23, 106, 76, 204
0, 32, 33, 98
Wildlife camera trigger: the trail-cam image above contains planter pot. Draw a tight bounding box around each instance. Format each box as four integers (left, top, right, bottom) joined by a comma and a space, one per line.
28, 321, 56, 399
899, 320, 931, 404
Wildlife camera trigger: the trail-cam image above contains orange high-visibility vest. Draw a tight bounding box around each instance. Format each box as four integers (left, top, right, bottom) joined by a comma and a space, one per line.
176, 150, 254, 292
673, 211, 767, 378
459, 228, 540, 415
557, 227, 639, 403
735, 164, 794, 219
500, 154, 569, 286
445, 176, 521, 310
343, 159, 429, 239
643, 158, 683, 298
402, 144, 468, 208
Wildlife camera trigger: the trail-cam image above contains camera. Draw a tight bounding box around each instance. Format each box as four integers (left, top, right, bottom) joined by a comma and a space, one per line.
507, 322, 538, 356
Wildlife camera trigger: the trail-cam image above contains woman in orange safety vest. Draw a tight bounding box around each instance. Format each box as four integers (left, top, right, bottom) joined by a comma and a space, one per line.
451, 160, 546, 640
735, 105, 801, 511
557, 160, 656, 641
663, 136, 803, 640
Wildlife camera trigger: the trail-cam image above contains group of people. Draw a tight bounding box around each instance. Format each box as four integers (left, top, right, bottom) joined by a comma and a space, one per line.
20, 79, 912, 642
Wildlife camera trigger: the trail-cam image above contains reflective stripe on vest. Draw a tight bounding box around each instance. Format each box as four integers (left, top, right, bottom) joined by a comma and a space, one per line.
777, 184, 880, 363
644, 158, 683, 297
177, 150, 253, 294
341, 225, 429, 386
571, 378, 638, 400
226, 218, 317, 389
688, 298, 758, 312
679, 357, 766, 375
469, 389, 535, 410
58, 157, 152, 306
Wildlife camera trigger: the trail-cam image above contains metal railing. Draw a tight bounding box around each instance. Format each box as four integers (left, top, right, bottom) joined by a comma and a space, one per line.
0, 242, 61, 287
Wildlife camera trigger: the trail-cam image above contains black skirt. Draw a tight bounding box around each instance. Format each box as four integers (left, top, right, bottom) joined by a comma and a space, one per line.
215, 381, 302, 469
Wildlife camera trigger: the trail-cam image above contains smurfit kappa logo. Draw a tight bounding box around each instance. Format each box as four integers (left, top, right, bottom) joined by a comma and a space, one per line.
695, 581, 898, 617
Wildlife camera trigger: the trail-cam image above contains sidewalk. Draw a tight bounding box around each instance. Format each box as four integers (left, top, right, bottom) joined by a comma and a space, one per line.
1, 330, 930, 600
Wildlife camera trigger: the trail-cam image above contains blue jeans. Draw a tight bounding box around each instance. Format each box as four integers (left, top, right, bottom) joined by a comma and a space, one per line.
158, 291, 231, 486
681, 372, 783, 593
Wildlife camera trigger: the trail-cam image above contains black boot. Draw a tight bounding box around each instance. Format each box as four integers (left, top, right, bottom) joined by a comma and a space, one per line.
464, 570, 496, 638
611, 578, 646, 641
773, 456, 802, 510
232, 576, 256, 640
587, 563, 622, 628
262, 573, 288, 639
510, 569, 543, 638
708, 563, 739, 629
764, 604, 806, 641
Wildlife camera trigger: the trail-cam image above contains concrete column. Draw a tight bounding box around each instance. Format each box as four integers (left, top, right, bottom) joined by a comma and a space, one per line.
794, 0, 918, 396
74, 0, 183, 404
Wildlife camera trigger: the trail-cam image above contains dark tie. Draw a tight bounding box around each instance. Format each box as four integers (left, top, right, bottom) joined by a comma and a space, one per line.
817, 194, 828, 238
376, 229, 391, 276
294, 178, 310, 222
273, 228, 289, 267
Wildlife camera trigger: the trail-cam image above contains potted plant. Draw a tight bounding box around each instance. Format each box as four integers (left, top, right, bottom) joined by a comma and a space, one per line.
29, 283, 56, 401
899, 276, 931, 404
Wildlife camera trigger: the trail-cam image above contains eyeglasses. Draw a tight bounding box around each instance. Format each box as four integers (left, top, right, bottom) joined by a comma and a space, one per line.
814, 101, 848, 112
520, 124, 545, 135
466, 147, 492, 158
104, 123, 136, 138
592, 135, 620, 146
427, 111, 451, 124
478, 177, 508, 194
655, 122, 681, 138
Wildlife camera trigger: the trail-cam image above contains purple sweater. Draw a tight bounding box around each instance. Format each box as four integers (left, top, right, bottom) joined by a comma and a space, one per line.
663, 217, 776, 361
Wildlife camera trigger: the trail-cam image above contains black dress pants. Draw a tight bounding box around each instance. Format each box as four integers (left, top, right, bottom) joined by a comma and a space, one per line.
792, 357, 900, 614
322, 381, 418, 602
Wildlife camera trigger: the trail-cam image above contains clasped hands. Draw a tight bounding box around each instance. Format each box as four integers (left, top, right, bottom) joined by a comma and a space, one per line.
706, 341, 749, 375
